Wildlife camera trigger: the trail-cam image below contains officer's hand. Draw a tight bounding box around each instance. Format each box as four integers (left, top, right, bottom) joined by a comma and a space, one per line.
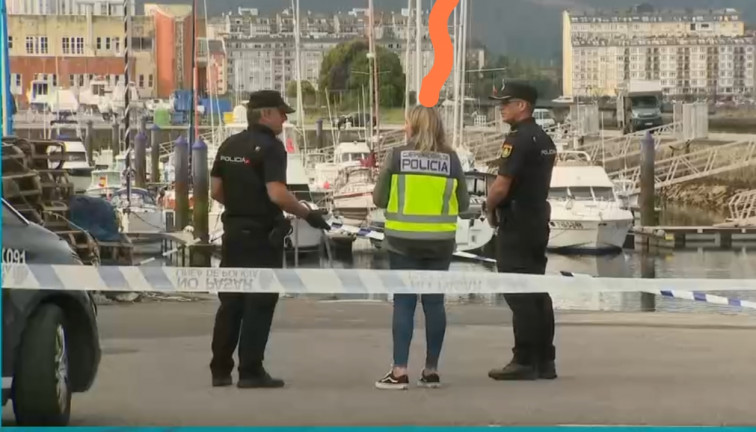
487, 209, 498, 228
305, 211, 331, 231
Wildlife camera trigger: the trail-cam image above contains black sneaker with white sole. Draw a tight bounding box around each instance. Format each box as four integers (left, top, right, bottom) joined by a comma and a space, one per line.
375, 371, 409, 390
417, 372, 441, 388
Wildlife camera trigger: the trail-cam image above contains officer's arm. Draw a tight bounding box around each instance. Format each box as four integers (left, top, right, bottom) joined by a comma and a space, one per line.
263, 143, 311, 219
486, 138, 525, 210
210, 145, 225, 204
210, 178, 224, 204
452, 152, 470, 212
372, 149, 393, 208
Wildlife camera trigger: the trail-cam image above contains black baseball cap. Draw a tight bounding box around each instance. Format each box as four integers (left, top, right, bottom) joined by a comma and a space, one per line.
247, 90, 295, 114
489, 82, 538, 106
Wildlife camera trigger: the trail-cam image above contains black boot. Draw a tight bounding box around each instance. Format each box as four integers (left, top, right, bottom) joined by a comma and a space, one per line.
537, 361, 558, 380
237, 369, 285, 389
488, 360, 537, 381
212, 375, 233, 387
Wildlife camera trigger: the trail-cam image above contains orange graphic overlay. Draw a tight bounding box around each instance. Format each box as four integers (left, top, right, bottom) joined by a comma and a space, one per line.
419, 0, 460, 107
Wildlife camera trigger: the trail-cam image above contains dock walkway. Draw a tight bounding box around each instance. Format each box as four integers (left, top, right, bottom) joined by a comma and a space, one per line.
4, 299, 753, 426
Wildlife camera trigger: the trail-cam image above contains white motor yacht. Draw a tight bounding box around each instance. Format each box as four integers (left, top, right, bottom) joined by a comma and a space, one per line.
47, 136, 95, 193
547, 151, 634, 253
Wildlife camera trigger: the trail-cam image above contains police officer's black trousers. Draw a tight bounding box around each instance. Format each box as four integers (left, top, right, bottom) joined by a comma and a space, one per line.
496, 212, 555, 366
210, 229, 283, 379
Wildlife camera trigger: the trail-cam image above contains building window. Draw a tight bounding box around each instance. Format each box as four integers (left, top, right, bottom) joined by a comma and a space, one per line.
52, 74, 57, 86
40, 36, 48, 54
75, 37, 84, 54
97, 37, 101, 50
148, 74, 153, 87
69, 74, 75, 85
25, 36, 34, 54
62, 37, 70, 54
105, 37, 111, 50
8, 36, 12, 49
138, 74, 144, 88
114, 37, 120, 52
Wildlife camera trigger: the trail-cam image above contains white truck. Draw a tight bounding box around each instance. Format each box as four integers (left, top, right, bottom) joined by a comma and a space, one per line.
616, 80, 664, 134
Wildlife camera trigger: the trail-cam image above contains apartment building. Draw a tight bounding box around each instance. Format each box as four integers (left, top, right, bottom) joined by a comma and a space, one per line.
7, 13, 156, 106
217, 7, 482, 97
8, 0, 135, 17
7, 2, 227, 105
563, 5, 756, 98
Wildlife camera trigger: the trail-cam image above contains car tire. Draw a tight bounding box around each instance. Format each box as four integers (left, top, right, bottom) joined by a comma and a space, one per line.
12, 304, 72, 426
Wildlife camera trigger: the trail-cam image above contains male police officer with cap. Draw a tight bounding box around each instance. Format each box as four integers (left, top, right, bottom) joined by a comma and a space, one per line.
484, 82, 558, 381
209, 90, 331, 389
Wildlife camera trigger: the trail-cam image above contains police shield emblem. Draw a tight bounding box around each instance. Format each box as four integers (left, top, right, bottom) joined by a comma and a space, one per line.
500, 144, 513, 159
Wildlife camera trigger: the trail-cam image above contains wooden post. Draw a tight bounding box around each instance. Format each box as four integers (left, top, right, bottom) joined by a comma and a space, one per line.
85, 120, 94, 166
111, 121, 120, 157
640, 130, 656, 227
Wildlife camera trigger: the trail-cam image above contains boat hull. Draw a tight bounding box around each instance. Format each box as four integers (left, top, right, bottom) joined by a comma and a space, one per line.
547, 218, 633, 253
333, 192, 375, 225
366, 210, 495, 254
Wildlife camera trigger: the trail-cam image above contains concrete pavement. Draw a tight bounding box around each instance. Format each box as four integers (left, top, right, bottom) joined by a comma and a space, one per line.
4, 299, 756, 426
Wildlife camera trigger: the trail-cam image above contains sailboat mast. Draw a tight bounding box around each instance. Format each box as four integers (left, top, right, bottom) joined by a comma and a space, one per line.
458, 0, 468, 149
403, 0, 412, 118
189, 0, 198, 144
414, 0, 422, 99
123, 0, 132, 152
369, 0, 380, 145
366, 0, 375, 150
451, 7, 460, 148
293, 0, 306, 154
0, 0, 11, 136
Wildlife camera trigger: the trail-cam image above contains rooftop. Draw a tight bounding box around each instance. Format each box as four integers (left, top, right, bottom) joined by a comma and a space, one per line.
569, 4, 742, 22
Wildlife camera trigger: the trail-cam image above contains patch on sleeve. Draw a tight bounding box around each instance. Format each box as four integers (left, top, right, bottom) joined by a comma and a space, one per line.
500, 143, 513, 159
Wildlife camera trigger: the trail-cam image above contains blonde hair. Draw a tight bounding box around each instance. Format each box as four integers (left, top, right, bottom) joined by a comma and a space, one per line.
406, 105, 452, 153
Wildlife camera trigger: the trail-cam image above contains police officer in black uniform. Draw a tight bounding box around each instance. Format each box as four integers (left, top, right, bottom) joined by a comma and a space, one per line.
484, 83, 558, 381
209, 90, 331, 389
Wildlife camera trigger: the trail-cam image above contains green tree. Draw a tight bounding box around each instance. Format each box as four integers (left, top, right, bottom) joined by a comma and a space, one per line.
285, 80, 317, 106
319, 39, 406, 108
469, 54, 560, 102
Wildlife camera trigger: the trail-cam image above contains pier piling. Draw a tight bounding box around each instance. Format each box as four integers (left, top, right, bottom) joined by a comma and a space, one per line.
150, 126, 160, 183
174, 135, 190, 232
639, 130, 657, 311
191, 137, 211, 268
135, 127, 147, 188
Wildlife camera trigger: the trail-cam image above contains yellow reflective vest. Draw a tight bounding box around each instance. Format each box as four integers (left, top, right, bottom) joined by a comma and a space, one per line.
384, 147, 459, 240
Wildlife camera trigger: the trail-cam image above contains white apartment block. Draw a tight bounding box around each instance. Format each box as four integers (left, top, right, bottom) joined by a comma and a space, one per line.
563, 5, 755, 98
216, 7, 482, 97
8, 0, 135, 16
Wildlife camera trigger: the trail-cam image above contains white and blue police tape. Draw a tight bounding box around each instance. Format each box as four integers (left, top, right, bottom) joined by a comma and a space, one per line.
560, 271, 756, 311
5, 264, 756, 302
329, 221, 497, 264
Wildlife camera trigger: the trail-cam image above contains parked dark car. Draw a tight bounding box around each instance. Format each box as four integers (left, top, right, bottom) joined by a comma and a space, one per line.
2, 199, 101, 426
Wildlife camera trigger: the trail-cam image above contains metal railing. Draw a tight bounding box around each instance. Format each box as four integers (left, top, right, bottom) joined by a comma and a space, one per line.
608, 138, 756, 195
727, 189, 756, 222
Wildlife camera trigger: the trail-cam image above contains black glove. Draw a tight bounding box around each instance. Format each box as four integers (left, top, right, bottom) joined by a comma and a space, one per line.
305, 211, 331, 231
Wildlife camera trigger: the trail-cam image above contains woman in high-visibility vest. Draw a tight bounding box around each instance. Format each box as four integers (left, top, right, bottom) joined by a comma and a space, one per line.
372, 105, 470, 390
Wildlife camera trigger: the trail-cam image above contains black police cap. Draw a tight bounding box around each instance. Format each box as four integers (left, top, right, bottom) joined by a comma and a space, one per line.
247, 90, 295, 114
489, 82, 538, 106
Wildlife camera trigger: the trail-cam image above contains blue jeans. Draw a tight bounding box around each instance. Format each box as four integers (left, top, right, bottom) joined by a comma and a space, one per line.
388, 251, 451, 369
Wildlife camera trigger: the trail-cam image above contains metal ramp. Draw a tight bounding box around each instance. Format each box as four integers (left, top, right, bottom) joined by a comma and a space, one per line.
608, 138, 756, 195
579, 123, 679, 163
727, 190, 756, 223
